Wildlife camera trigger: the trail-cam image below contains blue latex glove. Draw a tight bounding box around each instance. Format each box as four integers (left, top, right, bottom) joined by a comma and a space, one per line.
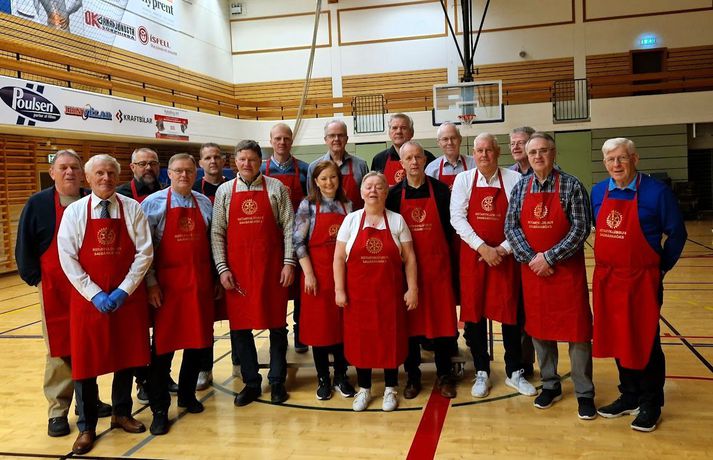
91, 292, 115, 313
108, 288, 129, 311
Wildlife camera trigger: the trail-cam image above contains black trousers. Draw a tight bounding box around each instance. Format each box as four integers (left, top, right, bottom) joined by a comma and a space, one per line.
233, 327, 288, 387
356, 368, 398, 389
464, 320, 523, 376
198, 344, 213, 372
312, 343, 348, 379
616, 325, 666, 410
75, 368, 134, 432
148, 348, 202, 413
403, 336, 456, 381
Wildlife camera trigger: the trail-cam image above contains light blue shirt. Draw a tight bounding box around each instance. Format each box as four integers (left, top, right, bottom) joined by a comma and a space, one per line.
141, 188, 213, 245
608, 175, 638, 192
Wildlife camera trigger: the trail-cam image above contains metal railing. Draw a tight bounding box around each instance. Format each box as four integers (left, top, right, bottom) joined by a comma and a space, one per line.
552, 78, 589, 122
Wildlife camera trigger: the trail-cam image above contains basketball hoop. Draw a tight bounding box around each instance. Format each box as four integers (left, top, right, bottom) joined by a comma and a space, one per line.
458, 113, 476, 128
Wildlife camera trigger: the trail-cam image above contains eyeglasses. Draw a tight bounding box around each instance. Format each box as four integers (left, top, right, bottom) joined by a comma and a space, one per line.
438, 136, 459, 144
510, 141, 526, 147
325, 134, 347, 140
133, 161, 159, 168
604, 156, 631, 165
527, 148, 553, 157
169, 168, 194, 176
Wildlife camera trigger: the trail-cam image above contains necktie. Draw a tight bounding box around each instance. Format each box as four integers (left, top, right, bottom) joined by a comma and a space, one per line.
100, 200, 111, 219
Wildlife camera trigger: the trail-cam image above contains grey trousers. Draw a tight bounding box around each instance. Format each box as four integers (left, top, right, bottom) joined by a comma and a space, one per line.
533, 338, 594, 399
39, 283, 74, 418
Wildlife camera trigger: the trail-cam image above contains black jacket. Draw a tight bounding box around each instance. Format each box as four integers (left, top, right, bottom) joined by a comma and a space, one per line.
370, 145, 437, 172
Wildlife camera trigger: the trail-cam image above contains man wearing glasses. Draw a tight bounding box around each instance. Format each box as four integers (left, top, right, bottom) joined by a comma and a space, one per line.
508, 127, 535, 176
117, 148, 163, 203
307, 120, 369, 210
504, 132, 595, 420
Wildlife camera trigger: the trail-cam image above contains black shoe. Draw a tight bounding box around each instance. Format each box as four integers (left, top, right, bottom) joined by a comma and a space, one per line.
597, 396, 639, 418
404, 380, 422, 399
316, 377, 332, 400
137, 383, 149, 405
234, 386, 261, 407
577, 397, 597, 420
333, 375, 356, 398
149, 411, 170, 436
48, 416, 70, 437
97, 399, 112, 418
168, 377, 179, 393
178, 398, 205, 414
294, 339, 308, 354
271, 383, 289, 404
534, 387, 562, 409
631, 407, 661, 432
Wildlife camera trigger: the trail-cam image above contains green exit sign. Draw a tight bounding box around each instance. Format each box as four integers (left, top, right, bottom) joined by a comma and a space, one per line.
640, 37, 657, 47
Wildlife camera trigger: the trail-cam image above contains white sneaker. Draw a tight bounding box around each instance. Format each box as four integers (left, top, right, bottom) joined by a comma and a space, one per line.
196, 371, 213, 391
382, 387, 398, 412
353, 388, 372, 412
505, 369, 537, 396
471, 370, 491, 398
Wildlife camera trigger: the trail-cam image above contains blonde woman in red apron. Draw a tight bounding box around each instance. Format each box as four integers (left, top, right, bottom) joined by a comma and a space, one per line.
503, 133, 595, 420
57, 154, 153, 455
294, 161, 357, 400
592, 138, 687, 432
334, 172, 418, 412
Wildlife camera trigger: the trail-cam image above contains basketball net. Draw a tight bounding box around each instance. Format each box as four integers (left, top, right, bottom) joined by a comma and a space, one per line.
458, 113, 476, 128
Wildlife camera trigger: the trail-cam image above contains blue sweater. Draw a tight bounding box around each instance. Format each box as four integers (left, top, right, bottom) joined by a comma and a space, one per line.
591, 173, 687, 272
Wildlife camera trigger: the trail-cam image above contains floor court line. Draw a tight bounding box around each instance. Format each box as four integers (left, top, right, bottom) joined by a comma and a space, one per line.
660, 315, 713, 374
0, 301, 39, 316
0, 320, 40, 335
406, 383, 451, 460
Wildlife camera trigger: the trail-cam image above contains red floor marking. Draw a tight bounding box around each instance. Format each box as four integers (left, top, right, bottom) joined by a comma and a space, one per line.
406, 383, 451, 460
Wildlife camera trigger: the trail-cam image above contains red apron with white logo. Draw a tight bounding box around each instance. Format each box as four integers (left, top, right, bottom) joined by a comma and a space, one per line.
342, 160, 364, 210
593, 176, 661, 369
299, 201, 346, 346
384, 155, 405, 186
70, 198, 150, 379
343, 212, 407, 368
130, 180, 150, 203
225, 180, 289, 330
520, 172, 592, 342
460, 170, 520, 324
400, 182, 457, 338
39, 190, 73, 357
265, 159, 304, 212
437, 156, 467, 191
153, 189, 215, 355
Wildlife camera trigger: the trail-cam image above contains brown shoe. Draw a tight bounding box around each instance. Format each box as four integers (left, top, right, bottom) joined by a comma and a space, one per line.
404, 380, 421, 399
110, 415, 146, 433
438, 376, 457, 399
72, 430, 96, 455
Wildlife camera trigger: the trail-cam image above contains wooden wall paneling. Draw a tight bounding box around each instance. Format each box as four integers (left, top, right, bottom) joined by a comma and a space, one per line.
342, 68, 447, 97
585, 52, 630, 79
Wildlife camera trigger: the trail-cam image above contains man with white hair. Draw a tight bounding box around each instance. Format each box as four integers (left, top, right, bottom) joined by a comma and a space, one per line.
426, 122, 475, 190
58, 154, 153, 455
508, 126, 535, 175
16, 150, 111, 438
451, 133, 536, 399
591, 138, 686, 432
117, 147, 163, 203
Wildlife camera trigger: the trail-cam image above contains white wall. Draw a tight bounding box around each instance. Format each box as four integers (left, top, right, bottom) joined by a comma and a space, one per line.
179, 1, 233, 81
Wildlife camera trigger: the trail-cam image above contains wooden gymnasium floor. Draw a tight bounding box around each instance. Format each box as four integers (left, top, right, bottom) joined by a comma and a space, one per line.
1, 219, 712, 460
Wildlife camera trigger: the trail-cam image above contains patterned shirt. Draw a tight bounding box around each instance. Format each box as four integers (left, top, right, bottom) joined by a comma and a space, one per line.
211, 173, 295, 275
505, 169, 592, 266
293, 197, 352, 259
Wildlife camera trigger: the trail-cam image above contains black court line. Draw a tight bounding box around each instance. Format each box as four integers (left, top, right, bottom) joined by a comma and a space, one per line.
687, 237, 713, 252
0, 334, 43, 339
0, 452, 160, 460
0, 320, 40, 335
660, 315, 713, 374
0, 301, 39, 316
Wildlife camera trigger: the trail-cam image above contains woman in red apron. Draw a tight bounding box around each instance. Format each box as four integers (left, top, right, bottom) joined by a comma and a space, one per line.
334, 172, 418, 412
294, 161, 356, 400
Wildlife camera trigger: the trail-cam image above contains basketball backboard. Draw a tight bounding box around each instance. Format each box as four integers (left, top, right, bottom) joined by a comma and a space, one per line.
432, 80, 503, 125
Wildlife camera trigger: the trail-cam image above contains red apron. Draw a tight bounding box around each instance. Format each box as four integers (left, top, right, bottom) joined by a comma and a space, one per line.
153, 189, 215, 355
200, 177, 228, 320
39, 190, 73, 357
343, 212, 407, 368
520, 172, 592, 342
265, 158, 304, 212
384, 154, 405, 186
437, 155, 467, 191
460, 170, 520, 324
399, 181, 457, 338
592, 176, 661, 369
299, 201, 347, 346
341, 160, 364, 210
225, 179, 289, 330
130, 180, 150, 203
70, 198, 150, 379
